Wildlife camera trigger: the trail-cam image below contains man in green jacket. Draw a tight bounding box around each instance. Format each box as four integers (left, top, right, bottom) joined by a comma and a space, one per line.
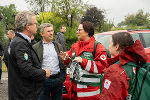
33, 23, 66, 100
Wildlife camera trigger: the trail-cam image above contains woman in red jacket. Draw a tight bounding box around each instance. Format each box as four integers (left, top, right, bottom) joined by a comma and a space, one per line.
100, 32, 147, 100
59, 21, 107, 100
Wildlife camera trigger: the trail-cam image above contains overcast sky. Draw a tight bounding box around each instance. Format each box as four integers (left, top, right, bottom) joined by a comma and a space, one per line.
0, 0, 150, 25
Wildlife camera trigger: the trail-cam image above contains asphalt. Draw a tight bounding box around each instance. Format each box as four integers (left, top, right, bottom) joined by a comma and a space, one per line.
0, 72, 8, 100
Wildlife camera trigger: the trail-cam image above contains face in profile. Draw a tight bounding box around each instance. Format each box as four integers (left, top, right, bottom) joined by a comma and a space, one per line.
76, 24, 88, 41
27, 16, 38, 35
108, 37, 119, 57
7, 31, 14, 40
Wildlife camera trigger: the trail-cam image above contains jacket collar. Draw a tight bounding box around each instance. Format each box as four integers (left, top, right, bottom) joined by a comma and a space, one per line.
74, 36, 95, 56
119, 40, 147, 65
15, 33, 31, 45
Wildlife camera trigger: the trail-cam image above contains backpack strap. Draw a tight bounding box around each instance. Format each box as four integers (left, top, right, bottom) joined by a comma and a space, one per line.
137, 66, 150, 100
92, 40, 99, 57
93, 40, 111, 58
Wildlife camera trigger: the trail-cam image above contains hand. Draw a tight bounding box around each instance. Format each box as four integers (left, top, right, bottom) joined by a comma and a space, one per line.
43, 69, 51, 78
59, 51, 70, 60
72, 57, 82, 63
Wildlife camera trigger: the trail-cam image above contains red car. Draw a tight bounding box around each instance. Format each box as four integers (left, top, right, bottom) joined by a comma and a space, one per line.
62, 29, 150, 99
94, 29, 150, 62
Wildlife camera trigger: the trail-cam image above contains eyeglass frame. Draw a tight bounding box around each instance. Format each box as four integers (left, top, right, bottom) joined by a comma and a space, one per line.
77, 29, 84, 32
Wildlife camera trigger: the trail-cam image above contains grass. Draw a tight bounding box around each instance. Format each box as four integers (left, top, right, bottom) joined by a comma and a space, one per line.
2, 61, 8, 72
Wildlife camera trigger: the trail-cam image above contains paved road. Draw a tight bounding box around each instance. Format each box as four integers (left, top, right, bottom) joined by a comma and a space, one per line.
0, 72, 8, 100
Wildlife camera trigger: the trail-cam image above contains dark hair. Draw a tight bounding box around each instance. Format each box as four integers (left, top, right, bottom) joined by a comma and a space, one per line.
112, 32, 134, 51
80, 21, 94, 37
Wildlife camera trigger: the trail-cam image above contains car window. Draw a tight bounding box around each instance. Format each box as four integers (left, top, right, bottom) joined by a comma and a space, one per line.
130, 33, 140, 42
142, 33, 150, 48
95, 35, 111, 49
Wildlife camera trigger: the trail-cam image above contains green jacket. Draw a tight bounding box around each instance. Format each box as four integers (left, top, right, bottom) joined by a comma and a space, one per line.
33, 40, 66, 83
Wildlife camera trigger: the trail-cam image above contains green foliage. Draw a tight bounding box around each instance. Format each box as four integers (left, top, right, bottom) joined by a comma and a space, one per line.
100, 21, 114, 32
0, 4, 17, 45
111, 26, 149, 31
51, 0, 87, 28
35, 12, 64, 41
25, 0, 51, 13
0, 4, 17, 30
0, 22, 6, 43
124, 9, 150, 27
35, 11, 78, 50
65, 27, 78, 50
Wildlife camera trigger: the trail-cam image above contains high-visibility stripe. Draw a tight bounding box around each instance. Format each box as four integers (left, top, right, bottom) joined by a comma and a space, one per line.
93, 61, 98, 73
80, 68, 101, 76
82, 70, 101, 76
77, 89, 100, 97
77, 84, 87, 88
73, 79, 100, 86
78, 77, 100, 83
85, 60, 91, 71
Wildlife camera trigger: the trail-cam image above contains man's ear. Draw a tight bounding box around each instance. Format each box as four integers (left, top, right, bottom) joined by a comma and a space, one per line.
40, 32, 43, 36
25, 24, 29, 31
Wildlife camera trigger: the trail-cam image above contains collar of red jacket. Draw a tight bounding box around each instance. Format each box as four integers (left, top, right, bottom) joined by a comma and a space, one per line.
107, 55, 119, 67
119, 40, 147, 65
73, 36, 95, 56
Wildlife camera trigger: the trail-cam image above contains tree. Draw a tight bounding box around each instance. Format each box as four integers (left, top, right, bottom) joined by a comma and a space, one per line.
25, 0, 51, 13
35, 12, 64, 41
124, 9, 150, 26
81, 6, 105, 32
0, 4, 17, 43
0, 4, 17, 30
51, 0, 87, 28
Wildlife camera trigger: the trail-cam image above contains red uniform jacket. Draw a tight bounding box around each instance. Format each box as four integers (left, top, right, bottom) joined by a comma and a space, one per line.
101, 40, 147, 100
64, 36, 107, 74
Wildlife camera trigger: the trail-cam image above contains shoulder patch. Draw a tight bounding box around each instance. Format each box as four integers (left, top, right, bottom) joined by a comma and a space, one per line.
104, 79, 111, 89
133, 67, 136, 74
24, 52, 28, 60
100, 55, 106, 60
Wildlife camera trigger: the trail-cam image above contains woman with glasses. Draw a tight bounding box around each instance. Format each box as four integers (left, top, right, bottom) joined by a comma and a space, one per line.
59, 21, 107, 100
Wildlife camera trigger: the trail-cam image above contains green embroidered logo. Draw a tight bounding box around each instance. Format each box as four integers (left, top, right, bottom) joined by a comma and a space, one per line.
24, 52, 28, 60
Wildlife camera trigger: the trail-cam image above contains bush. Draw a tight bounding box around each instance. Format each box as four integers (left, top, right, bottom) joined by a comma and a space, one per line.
65, 27, 78, 50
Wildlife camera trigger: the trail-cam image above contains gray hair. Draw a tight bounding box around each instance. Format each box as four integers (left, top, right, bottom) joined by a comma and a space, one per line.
15, 11, 35, 32
39, 23, 53, 32
8, 30, 15, 34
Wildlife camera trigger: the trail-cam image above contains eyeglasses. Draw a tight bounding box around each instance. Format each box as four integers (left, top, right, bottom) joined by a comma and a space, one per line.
77, 29, 84, 32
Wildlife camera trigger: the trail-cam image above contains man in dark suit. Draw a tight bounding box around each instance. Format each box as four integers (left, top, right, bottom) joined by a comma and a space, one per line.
8, 11, 50, 100
3, 30, 15, 68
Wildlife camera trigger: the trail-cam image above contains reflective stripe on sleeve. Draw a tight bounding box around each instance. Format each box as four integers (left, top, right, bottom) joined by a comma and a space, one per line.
93, 61, 98, 73
77, 89, 100, 97
77, 84, 87, 88
85, 60, 91, 71
78, 77, 100, 83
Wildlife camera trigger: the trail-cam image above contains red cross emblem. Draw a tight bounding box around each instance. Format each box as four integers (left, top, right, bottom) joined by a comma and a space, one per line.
100, 55, 106, 60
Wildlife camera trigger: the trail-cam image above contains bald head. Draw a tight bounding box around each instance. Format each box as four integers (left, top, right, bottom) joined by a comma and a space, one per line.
7, 30, 15, 40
